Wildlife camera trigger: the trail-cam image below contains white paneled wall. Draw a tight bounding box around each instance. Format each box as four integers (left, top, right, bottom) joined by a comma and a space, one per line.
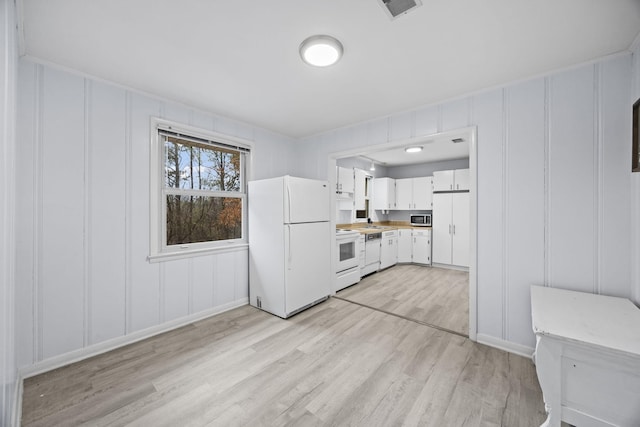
297, 54, 634, 350
15, 60, 295, 369
1, 0, 17, 423
632, 39, 640, 304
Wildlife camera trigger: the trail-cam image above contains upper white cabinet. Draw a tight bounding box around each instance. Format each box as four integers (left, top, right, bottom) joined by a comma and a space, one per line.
433, 170, 454, 192
336, 166, 354, 194
453, 169, 470, 191
373, 177, 396, 210
395, 178, 413, 210
413, 177, 433, 210
433, 168, 470, 192
395, 177, 433, 210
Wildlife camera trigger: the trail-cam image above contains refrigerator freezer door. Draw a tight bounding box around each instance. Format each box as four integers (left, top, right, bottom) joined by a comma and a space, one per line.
284, 176, 330, 224
284, 222, 331, 315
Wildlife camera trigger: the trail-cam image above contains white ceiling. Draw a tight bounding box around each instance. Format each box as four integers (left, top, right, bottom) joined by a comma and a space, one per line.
363, 130, 470, 166
19, 0, 640, 138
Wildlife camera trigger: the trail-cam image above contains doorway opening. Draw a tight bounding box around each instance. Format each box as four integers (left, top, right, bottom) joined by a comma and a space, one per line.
328, 127, 477, 341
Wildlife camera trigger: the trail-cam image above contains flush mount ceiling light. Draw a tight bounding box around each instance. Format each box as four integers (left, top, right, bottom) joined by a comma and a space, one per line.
299, 35, 343, 67
405, 146, 423, 153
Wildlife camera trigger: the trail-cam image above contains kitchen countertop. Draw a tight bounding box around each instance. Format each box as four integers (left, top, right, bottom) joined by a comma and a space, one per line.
336, 222, 431, 234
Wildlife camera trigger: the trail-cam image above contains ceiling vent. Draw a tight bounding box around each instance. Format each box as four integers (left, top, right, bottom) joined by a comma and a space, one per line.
379, 0, 422, 19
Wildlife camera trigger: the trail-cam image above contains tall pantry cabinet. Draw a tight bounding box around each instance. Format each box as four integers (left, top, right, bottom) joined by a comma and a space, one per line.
432, 174, 470, 267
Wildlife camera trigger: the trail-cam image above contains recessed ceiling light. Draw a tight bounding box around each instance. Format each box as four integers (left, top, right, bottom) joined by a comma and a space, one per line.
299, 35, 343, 67
405, 146, 423, 153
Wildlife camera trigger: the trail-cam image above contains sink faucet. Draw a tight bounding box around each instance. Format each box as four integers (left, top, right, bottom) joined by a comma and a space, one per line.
367, 218, 372, 224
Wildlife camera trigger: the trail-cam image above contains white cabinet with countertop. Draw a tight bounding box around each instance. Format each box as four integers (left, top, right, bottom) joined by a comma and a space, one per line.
412, 228, 432, 265
433, 192, 469, 267
373, 177, 396, 210
397, 228, 413, 263
397, 228, 431, 265
379, 230, 398, 270
531, 286, 640, 427
433, 168, 469, 192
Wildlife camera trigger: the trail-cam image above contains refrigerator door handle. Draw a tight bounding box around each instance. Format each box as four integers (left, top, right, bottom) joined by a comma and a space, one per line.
286, 180, 292, 223
287, 224, 292, 269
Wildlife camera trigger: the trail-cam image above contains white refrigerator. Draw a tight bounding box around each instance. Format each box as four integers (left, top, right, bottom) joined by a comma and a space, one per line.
248, 175, 331, 318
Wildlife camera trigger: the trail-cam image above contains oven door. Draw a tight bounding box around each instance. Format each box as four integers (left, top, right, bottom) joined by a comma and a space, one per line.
337, 239, 359, 272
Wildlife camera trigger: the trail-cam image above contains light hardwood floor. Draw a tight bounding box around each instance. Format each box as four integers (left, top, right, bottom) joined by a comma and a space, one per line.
22, 298, 546, 426
337, 264, 469, 336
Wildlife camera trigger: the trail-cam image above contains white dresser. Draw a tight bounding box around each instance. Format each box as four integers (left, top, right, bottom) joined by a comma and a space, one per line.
531, 286, 640, 427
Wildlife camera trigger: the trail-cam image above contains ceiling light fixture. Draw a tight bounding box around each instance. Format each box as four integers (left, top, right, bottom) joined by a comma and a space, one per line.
405, 146, 423, 153
299, 35, 343, 67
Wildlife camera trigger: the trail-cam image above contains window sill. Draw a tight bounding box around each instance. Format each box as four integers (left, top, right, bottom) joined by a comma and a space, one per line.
148, 243, 249, 263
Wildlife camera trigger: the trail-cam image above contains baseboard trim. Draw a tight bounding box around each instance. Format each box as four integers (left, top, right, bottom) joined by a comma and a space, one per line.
11, 373, 23, 427
476, 333, 535, 359
18, 298, 248, 379
431, 263, 469, 272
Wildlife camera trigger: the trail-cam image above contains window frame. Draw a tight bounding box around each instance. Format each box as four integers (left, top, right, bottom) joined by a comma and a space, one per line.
149, 117, 252, 262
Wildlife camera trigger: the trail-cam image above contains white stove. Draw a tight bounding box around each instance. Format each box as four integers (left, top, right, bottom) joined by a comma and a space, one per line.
335, 229, 361, 291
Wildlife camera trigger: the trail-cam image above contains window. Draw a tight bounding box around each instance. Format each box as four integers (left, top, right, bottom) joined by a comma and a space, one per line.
150, 118, 251, 261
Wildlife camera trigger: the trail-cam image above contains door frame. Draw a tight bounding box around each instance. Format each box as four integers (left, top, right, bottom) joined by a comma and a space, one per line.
327, 126, 478, 342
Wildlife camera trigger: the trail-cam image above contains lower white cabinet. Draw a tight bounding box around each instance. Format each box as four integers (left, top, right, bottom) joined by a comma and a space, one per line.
397, 228, 431, 265
432, 192, 469, 267
412, 229, 432, 265
398, 228, 413, 262
379, 230, 398, 270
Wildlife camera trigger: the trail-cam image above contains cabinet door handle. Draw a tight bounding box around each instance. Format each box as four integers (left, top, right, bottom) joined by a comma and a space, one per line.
449, 224, 451, 235
453, 225, 456, 235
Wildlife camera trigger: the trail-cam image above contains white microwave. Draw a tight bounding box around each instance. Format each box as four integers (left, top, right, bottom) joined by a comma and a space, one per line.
410, 214, 432, 227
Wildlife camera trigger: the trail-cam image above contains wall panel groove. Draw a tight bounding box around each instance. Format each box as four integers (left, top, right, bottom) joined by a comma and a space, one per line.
594, 63, 603, 295
124, 91, 132, 335
501, 88, 509, 341
159, 263, 166, 323
544, 77, 551, 287
34, 63, 43, 362
83, 78, 92, 347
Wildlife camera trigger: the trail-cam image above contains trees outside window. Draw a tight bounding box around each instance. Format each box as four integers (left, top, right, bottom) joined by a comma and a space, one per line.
150, 120, 250, 260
